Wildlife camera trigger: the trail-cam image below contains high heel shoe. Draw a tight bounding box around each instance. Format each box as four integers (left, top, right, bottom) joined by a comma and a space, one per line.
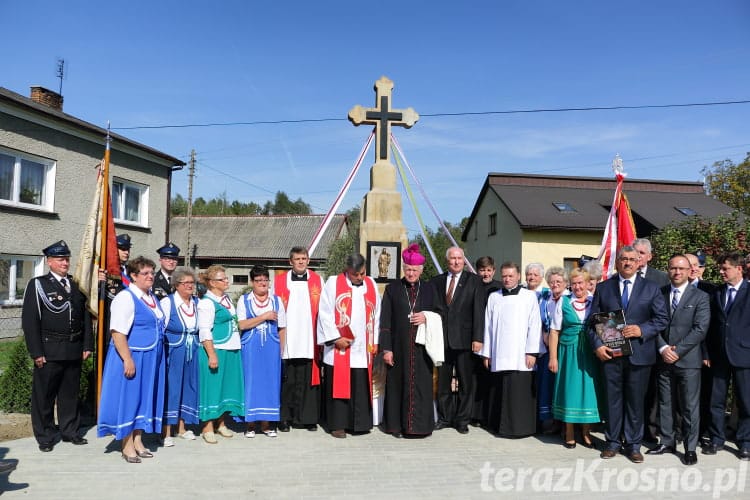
582, 435, 595, 449
135, 449, 154, 458
563, 441, 577, 449
121, 453, 141, 464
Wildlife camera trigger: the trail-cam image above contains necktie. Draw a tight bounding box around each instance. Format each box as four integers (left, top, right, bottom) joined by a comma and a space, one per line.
621, 279, 631, 310
671, 288, 680, 315
446, 274, 456, 305
60, 278, 70, 294
167, 275, 171, 285
725, 287, 736, 312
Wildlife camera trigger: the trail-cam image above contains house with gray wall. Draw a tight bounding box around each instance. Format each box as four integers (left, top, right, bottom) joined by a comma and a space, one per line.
0, 85, 184, 338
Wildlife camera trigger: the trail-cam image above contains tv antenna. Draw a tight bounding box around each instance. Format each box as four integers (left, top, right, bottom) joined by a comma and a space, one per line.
56, 59, 65, 95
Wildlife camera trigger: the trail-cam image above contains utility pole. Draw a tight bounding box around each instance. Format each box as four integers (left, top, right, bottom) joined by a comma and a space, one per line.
185, 149, 196, 268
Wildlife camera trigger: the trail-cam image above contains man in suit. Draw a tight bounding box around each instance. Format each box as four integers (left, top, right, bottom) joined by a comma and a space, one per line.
588, 245, 669, 463
22, 240, 94, 452
703, 252, 750, 460
431, 246, 485, 434
634, 238, 670, 288
647, 255, 710, 465
152, 242, 180, 300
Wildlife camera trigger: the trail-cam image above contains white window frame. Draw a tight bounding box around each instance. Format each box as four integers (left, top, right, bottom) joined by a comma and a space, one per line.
112, 178, 149, 227
0, 146, 56, 211
0, 255, 44, 305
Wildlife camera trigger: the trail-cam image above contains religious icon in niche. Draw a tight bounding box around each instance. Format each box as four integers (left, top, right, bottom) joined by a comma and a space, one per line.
366, 241, 401, 283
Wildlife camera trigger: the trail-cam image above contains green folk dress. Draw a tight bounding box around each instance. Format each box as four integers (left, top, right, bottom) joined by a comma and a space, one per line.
551, 295, 601, 423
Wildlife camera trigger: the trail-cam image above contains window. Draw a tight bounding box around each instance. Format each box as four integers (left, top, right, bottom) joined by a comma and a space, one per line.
233, 274, 248, 285
675, 207, 697, 216
488, 213, 497, 236
112, 178, 149, 226
0, 255, 44, 305
0, 148, 56, 210
553, 202, 577, 213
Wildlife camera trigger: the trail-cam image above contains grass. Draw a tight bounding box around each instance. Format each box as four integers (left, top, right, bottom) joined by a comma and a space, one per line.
0, 338, 22, 374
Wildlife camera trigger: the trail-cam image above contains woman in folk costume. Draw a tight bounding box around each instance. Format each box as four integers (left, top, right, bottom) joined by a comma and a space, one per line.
160, 267, 200, 446
196, 265, 244, 444
548, 268, 600, 449
97, 256, 166, 464
236, 265, 286, 438
525, 263, 555, 433
380, 243, 440, 438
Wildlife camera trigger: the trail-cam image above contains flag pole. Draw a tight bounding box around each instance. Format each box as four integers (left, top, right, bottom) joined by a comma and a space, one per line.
95, 126, 112, 413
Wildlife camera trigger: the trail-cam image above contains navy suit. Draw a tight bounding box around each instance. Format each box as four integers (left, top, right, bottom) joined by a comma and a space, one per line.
588, 274, 669, 452
706, 281, 750, 449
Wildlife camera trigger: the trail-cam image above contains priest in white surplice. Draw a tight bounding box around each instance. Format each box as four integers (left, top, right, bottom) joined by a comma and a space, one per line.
479, 261, 544, 437
274, 246, 323, 432
317, 253, 381, 438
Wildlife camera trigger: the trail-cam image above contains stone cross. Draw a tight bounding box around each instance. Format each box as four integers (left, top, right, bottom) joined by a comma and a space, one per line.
349, 76, 419, 163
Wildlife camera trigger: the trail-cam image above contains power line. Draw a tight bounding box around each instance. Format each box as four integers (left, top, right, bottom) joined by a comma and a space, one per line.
111, 99, 750, 131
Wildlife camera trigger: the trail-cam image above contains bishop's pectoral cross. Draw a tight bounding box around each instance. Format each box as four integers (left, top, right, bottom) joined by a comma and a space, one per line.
349, 76, 419, 163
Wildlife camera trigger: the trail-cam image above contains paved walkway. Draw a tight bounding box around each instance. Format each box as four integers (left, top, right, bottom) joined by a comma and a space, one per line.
1, 425, 748, 499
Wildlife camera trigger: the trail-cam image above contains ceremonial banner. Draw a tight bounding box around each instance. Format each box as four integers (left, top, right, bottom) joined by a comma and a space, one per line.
597, 156, 637, 278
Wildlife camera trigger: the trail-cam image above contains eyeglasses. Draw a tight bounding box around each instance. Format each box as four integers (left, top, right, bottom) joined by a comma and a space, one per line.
137, 271, 155, 276
253, 279, 270, 283
211, 277, 229, 282
178, 281, 195, 286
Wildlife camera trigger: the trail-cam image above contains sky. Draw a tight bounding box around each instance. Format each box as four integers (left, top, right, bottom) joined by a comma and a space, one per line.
2, 0, 750, 238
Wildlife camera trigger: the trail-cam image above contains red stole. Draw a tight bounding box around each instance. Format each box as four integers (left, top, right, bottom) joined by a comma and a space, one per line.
274, 270, 322, 386
333, 273, 377, 400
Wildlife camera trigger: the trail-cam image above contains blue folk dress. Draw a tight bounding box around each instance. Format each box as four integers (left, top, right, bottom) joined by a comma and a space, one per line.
163, 294, 200, 425
98, 288, 166, 439
239, 293, 281, 422
551, 295, 600, 423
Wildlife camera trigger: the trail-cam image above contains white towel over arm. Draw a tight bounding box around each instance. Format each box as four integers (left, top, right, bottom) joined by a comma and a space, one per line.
415, 311, 445, 367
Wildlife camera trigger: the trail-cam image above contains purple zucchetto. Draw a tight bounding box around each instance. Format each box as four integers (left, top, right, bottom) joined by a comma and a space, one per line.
402, 243, 425, 265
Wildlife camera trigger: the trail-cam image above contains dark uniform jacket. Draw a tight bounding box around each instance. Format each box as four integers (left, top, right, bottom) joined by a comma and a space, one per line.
152, 269, 173, 300
22, 273, 94, 360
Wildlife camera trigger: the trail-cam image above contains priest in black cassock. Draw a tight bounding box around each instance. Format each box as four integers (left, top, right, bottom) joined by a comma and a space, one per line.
380, 244, 441, 438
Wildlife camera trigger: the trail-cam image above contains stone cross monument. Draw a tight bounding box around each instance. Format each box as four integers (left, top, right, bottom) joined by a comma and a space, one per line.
349, 76, 418, 274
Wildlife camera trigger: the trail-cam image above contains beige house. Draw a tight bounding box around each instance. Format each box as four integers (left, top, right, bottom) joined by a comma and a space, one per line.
0, 86, 184, 337
462, 172, 734, 277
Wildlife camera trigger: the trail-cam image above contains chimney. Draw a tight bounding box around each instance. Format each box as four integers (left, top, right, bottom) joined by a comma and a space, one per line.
29, 86, 64, 111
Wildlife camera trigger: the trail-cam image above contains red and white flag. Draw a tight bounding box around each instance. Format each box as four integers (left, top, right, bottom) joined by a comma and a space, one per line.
597, 155, 637, 278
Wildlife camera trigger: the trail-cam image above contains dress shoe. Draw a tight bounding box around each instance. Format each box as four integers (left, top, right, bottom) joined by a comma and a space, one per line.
63, 436, 88, 445
582, 437, 596, 449
434, 420, 451, 431
391, 431, 403, 438
627, 451, 644, 464
202, 431, 218, 444
331, 429, 346, 439
739, 448, 750, 461
135, 449, 154, 458
217, 426, 234, 438
563, 441, 577, 449
121, 453, 141, 464
306, 424, 318, 431
646, 444, 675, 455
702, 443, 723, 455
278, 421, 291, 432
600, 449, 618, 459
38, 442, 54, 453
456, 425, 469, 435
684, 451, 698, 465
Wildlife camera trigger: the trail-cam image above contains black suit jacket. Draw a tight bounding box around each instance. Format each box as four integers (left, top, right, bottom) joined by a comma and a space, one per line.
658, 284, 710, 369
588, 274, 669, 366
643, 266, 670, 288
430, 271, 485, 350
707, 281, 750, 368
22, 273, 94, 360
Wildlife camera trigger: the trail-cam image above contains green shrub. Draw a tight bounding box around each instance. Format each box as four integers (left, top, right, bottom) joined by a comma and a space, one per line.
0, 339, 33, 413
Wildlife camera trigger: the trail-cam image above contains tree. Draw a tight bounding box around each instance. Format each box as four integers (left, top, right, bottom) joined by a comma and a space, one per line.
702, 153, 750, 214
171, 191, 302, 216
325, 206, 360, 276
261, 191, 312, 215
650, 210, 749, 283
